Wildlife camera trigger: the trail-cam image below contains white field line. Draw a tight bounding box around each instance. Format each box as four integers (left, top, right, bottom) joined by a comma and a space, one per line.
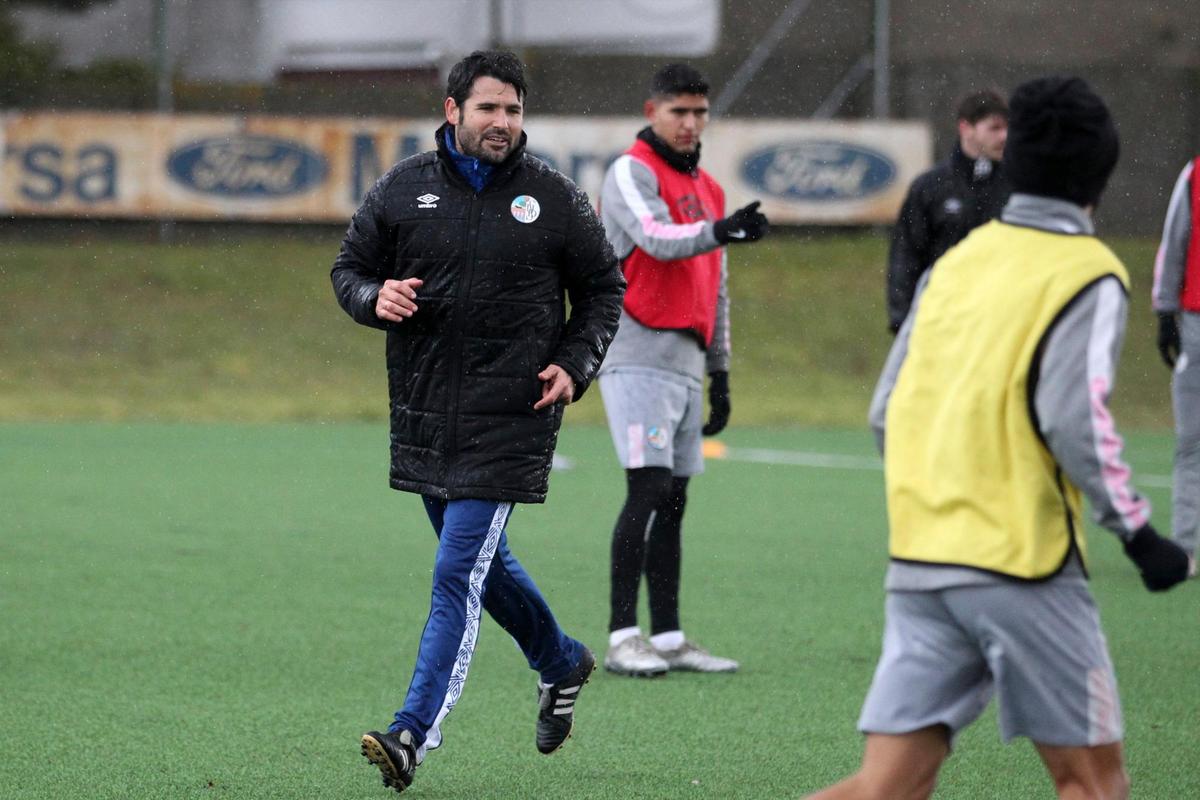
723, 447, 882, 471
1135, 474, 1173, 489
719, 446, 1175, 489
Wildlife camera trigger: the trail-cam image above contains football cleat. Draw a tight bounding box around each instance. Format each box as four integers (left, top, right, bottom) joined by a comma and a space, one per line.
654, 640, 739, 673
536, 647, 595, 754
603, 635, 669, 678
361, 729, 418, 793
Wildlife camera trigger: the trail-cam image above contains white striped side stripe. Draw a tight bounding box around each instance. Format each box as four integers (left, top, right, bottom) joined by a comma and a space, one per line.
420, 501, 511, 757
627, 422, 645, 469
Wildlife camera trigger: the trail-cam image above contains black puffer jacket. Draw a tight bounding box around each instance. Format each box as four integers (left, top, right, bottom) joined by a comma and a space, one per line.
885, 143, 1010, 332
332, 124, 624, 503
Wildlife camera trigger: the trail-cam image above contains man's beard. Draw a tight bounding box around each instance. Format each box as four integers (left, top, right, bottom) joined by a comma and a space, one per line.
456, 126, 515, 164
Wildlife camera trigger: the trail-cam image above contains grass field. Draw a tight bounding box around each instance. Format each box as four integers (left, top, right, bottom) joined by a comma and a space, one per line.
0, 229, 1178, 428
2, 422, 1197, 799
1, 228, 1191, 797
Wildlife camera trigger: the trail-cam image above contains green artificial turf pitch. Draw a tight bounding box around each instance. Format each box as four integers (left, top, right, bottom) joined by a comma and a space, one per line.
0, 233, 1177, 429
1, 423, 1196, 799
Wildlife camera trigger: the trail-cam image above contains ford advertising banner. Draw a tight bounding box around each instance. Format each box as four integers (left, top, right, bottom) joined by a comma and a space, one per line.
0, 112, 930, 225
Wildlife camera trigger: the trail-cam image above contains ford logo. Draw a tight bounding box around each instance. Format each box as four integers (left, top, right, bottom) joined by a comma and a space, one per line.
167, 135, 327, 197
741, 141, 896, 201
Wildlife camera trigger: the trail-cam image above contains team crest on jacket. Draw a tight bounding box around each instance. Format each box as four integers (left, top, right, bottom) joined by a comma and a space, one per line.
510, 195, 541, 223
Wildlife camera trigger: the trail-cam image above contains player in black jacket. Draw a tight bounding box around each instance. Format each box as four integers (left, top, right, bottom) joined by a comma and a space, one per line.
332, 51, 624, 794
885, 90, 1010, 333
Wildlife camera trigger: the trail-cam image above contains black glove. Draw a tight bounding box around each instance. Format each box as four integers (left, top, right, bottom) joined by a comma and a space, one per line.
701, 371, 730, 436
1123, 524, 1190, 592
1157, 312, 1181, 369
713, 201, 768, 244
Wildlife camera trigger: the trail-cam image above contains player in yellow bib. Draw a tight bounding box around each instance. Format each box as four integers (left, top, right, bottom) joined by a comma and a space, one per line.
805, 77, 1190, 800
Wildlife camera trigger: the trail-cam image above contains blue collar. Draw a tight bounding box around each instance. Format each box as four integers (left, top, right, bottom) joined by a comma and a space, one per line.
444, 128, 495, 192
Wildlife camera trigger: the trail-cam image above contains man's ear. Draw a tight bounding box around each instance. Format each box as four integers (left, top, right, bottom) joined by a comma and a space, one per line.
445, 97, 460, 126
643, 98, 657, 121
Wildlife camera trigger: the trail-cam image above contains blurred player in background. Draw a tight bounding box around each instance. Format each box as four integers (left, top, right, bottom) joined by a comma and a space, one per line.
1151, 155, 1200, 577
332, 50, 623, 793
596, 63, 768, 678
885, 89, 1010, 333
807, 77, 1191, 800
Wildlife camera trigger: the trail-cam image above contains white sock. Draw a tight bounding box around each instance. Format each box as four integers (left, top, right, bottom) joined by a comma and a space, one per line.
650, 630, 684, 651
609, 626, 641, 648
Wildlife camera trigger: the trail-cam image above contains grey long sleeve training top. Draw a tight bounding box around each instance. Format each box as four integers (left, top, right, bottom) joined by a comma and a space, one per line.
597, 152, 730, 381
1152, 160, 1194, 314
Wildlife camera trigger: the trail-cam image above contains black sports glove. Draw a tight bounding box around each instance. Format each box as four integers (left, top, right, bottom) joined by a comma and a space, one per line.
1157, 312, 1181, 369
1123, 524, 1190, 592
702, 371, 730, 436
713, 201, 768, 244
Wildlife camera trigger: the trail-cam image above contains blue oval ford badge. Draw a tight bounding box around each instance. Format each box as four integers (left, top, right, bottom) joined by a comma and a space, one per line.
741, 141, 896, 201
167, 135, 327, 198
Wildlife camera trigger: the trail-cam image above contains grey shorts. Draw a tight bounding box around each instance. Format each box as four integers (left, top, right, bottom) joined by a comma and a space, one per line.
857, 582, 1123, 747
598, 366, 704, 477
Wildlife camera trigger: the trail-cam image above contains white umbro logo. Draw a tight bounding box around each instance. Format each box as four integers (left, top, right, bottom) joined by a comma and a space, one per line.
416, 193, 439, 208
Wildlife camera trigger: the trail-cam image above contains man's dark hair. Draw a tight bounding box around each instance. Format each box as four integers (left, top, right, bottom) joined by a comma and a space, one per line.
956, 89, 1008, 124
650, 63, 709, 98
446, 50, 528, 108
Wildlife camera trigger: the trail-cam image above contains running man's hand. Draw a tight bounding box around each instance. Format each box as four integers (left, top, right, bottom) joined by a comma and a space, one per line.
534, 364, 575, 410
376, 278, 424, 323
1157, 312, 1181, 369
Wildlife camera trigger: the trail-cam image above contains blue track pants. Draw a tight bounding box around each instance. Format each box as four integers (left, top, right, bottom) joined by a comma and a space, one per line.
389, 498, 583, 755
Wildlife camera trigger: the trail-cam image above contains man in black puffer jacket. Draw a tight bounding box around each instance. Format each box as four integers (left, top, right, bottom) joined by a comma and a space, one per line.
885, 89, 1011, 334
333, 51, 624, 795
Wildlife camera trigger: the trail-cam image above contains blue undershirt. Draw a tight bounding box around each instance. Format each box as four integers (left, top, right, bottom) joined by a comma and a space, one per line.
444, 128, 495, 192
